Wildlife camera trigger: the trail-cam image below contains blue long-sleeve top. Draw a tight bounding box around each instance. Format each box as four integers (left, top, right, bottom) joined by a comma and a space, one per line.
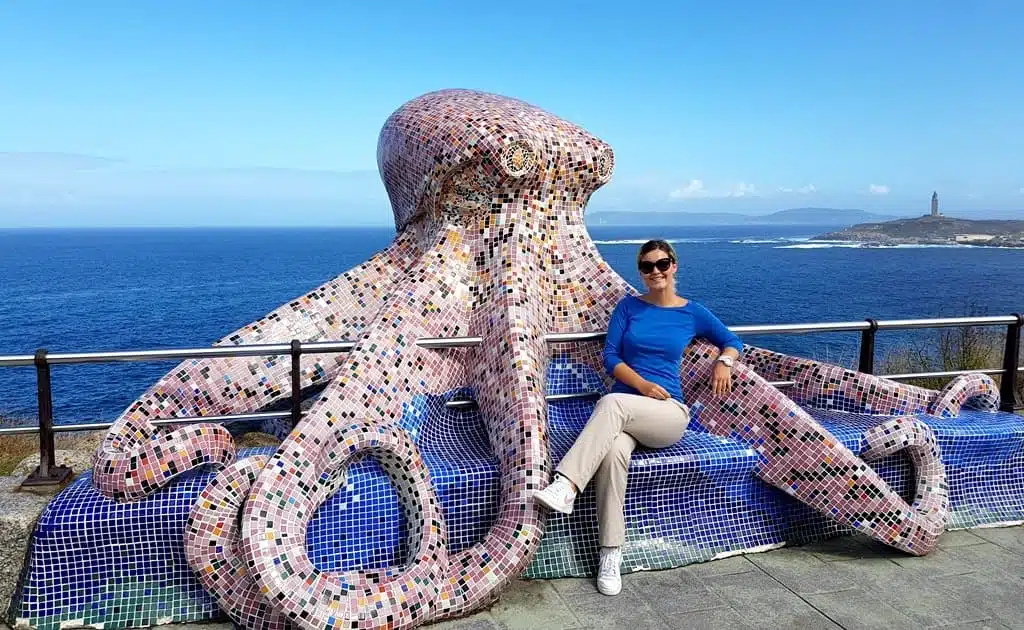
602, 295, 743, 403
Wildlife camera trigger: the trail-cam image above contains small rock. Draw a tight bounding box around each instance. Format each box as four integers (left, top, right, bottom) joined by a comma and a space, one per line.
12, 450, 92, 477
0, 476, 53, 621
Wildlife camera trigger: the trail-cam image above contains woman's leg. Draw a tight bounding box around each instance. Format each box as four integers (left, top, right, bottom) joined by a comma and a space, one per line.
594, 433, 637, 547
556, 393, 689, 492
593, 400, 690, 547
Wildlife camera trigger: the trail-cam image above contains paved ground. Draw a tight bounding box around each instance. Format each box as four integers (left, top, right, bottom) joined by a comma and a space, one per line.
433, 527, 1024, 630
16, 526, 1023, 630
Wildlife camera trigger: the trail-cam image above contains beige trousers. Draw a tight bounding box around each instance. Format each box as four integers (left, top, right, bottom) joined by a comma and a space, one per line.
555, 392, 691, 547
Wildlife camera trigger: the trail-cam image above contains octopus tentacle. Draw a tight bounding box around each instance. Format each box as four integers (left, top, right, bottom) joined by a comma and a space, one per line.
245, 422, 448, 628
93, 232, 427, 502
683, 340, 946, 554
539, 196, 633, 402
741, 345, 937, 415
93, 423, 236, 502
432, 218, 550, 619
928, 373, 1000, 416
861, 417, 948, 526
239, 222, 468, 628
741, 345, 1001, 417
183, 455, 290, 630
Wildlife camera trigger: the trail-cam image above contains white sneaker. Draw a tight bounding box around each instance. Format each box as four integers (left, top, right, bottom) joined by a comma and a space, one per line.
597, 547, 622, 596
532, 475, 576, 514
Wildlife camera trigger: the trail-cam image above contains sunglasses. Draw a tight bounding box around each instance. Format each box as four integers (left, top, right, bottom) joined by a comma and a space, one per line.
638, 257, 673, 275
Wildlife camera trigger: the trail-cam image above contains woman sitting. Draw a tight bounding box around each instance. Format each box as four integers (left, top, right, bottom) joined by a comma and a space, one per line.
532, 239, 743, 596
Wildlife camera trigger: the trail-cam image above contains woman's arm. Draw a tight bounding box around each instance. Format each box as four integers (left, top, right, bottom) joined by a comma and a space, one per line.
603, 299, 630, 377
719, 346, 741, 361
695, 303, 743, 396
611, 361, 657, 393
695, 303, 743, 357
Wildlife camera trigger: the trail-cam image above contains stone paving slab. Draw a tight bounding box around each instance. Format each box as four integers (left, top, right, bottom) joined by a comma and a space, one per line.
7, 526, 1021, 630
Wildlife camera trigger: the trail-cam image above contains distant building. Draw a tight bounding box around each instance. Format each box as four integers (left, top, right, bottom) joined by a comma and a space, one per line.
955, 234, 995, 243
931, 191, 941, 216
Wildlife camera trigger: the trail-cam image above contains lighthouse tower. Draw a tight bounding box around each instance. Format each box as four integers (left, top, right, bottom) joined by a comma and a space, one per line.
930, 191, 940, 216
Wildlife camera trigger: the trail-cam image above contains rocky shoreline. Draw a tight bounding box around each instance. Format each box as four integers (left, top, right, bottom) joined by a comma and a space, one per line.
815, 215, 1024, 248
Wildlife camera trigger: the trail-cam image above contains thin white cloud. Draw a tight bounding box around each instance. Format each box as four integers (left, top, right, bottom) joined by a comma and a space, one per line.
868, 184, 890, 195
668, 179, 758, 199
669, 180, 821, 199
0, 152, 395, 226
0, 152, 386, 204
669, 179, 707, 199
777, 184, 816, 194
730, 182, 757, 197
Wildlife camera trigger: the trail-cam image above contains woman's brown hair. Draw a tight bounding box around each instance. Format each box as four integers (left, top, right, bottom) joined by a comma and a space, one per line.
636, 239, 677, 268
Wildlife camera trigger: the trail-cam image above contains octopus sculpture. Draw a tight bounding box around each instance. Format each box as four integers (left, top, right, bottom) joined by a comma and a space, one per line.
90, 89, 1000, 629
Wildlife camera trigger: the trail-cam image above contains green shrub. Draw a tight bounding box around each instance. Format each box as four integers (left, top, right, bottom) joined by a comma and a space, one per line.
879, 325, 1022, 413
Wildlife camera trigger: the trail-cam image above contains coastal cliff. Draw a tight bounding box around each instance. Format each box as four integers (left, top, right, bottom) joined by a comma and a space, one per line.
816, 215, 1024, 247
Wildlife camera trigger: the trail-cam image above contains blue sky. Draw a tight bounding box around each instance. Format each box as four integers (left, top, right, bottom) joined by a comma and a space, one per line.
1, 1, 1022, 227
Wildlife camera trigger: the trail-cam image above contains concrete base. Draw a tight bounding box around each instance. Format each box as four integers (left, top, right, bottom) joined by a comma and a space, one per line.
0, 477, 52, 626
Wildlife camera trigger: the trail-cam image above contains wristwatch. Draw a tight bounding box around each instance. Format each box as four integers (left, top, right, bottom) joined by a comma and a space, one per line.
716, 355, 735, 368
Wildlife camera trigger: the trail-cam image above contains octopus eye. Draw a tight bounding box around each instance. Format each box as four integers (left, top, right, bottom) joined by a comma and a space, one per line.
595, 149, 614, 181
500, 140, 537, 177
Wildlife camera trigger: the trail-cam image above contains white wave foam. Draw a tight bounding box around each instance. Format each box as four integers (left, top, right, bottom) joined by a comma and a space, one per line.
592, 237, 719, 245
776, 241, 979, 250
776, 241, 864, 249
593, 236, 814, 246
888, 243, 975, 249
728, 237, 810, 244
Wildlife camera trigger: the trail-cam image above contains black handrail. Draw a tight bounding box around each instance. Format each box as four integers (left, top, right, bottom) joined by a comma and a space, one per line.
20, 349, 73, 487
2, 313, 1021, 486
858, 319, 880, 374
1000, 314, 1024, 413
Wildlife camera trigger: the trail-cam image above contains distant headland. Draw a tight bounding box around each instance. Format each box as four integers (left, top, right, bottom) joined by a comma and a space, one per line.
585, 207, 898, 227
814, 192, 1024, 248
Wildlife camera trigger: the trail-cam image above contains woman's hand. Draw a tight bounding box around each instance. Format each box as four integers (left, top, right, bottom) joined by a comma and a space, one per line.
711, 361, 733, 396
637, 380, 671, 400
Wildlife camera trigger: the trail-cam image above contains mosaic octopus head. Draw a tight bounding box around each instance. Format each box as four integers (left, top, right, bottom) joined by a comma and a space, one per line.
378, 89, 615, 232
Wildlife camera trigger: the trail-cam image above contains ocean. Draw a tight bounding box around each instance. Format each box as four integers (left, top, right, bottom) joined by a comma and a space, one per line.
1, 225, 1022, 424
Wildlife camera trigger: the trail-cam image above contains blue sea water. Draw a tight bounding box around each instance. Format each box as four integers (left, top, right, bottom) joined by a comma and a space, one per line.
1, 225, 1022, 424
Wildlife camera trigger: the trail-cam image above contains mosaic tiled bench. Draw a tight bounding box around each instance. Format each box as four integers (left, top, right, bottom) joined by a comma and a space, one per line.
11, 372, 1024, 629
528, 399, 1024, 578
811, 407, 1024, 530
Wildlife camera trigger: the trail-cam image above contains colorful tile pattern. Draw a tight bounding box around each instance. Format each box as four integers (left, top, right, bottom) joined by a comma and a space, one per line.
684, 341, 950, 553
90, 89, 622, 629
742, 346, 999, 417
14, 403, 1024, 628
6, 89, 1010, 630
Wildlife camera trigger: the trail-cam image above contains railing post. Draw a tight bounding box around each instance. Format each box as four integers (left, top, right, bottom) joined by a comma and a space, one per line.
21, 349, 73, 487
858, 319, 879, 374
999, 314, 1023, 413
290, 340, 303, 427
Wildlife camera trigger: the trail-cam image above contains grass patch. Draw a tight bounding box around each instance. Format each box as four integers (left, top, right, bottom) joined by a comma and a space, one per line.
879, 320, 1023, 414
0, 416, 105, 476
0, 414, 282, 476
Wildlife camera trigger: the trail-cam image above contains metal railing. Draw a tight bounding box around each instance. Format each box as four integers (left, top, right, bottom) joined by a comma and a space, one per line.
1, 313, 1021, 487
